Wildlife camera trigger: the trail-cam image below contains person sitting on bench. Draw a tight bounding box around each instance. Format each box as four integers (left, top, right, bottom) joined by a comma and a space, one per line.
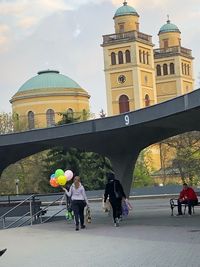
177, 183, 198, 216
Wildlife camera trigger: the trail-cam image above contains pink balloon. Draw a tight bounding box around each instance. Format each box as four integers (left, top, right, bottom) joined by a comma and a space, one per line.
64, 170, 73, 181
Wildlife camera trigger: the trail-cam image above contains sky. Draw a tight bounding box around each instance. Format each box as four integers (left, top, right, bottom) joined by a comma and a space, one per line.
0, 0, 200, 116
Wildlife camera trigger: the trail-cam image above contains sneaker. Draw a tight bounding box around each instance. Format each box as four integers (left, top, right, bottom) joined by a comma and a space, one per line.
114, 218, 119, 227
176, 213, 183, 216
81, 225, 86, 229
75, 226, 79, 231
0, 248, 7, 257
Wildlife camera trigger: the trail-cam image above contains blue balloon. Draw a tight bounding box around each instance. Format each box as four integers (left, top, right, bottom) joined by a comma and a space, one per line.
50, 174, 55, 179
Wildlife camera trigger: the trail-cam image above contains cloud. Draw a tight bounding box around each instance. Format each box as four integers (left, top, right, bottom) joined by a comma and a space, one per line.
0, 24, 11, 50
73, 25, 81, 38
17, 16, 39, 29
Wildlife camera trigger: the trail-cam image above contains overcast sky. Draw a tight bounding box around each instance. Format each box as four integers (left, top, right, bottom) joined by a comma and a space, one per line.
0, 0, 199, 116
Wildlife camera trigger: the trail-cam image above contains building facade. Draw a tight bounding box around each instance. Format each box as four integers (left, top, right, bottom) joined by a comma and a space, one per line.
10, 70, 90, 129
102, 1, 194, 116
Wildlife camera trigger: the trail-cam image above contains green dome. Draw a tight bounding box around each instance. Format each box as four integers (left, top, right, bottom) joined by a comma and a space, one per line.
159, 20, 180, 34
114, 1, 139, 18
18, 70, 81, 92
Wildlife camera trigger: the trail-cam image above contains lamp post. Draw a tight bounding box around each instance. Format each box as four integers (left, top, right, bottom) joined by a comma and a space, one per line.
15, 178, 19, 195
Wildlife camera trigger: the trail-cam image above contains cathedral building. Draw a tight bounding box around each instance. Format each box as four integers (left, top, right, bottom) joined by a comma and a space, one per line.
101, 1, 194, 116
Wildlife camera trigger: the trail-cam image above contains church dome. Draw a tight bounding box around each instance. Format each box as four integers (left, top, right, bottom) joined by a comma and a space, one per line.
114, 1, 139, 18
159, 19, 180, 34
18, 70, 81, 92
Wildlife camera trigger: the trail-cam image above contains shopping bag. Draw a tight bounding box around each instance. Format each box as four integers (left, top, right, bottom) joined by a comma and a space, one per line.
122, 199, 129, 216
86, 207, 91, 223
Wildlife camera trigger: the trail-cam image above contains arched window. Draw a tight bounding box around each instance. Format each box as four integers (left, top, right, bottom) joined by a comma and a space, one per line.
46, 109, 55, 127
119, 95, 130, 114
143, 51, 146, 64
156, 65, 161, 76
111, 52, 116, 65
146, 52, 149, 65
118, 51, 123, 64
145, 94, 150, 107
139, 50, 142, 63
28, 111, 35, 129
125, 50, 131, 63
170, 63, 175, 74
163, 64, 168, 75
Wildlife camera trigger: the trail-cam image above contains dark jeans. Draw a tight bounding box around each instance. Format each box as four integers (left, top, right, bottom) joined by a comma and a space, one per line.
110, 198, 122, 223
177, 199, 198, 215
71, 200, 86, 226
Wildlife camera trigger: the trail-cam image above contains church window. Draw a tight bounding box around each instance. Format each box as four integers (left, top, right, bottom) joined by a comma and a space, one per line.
125, 50, 131, 63
139, 50, 142, 63
119, 23, 125, 33
46, 109, 55, 127
146, 52, 149, 65
111, 52, 116, 65
145, 94, 150, 107
170, 63, 175, 74
187, 65, 190, 76
118, 51, 124, 64
163, 64, 168, 75
163, 39, 169, 49
143, 51, 146, 64
182, 63, 184, 74
28, 111, 35, 129
184, 64, 187, 75
119, 95, 130, 114
156, 65, 161, 76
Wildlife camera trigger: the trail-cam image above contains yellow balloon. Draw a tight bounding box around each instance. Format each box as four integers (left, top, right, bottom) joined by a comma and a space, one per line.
57, 175, 67, 186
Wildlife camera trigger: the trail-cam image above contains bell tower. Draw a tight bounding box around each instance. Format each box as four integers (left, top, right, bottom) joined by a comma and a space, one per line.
101, 1, 157, 116
154, 17, 194, 103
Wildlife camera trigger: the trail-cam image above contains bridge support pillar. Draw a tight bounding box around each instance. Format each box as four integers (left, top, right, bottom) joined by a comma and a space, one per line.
108, 152, 139, 197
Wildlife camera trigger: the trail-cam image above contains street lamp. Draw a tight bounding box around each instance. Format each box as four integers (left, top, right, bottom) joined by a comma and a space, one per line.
15, 178, 19, 195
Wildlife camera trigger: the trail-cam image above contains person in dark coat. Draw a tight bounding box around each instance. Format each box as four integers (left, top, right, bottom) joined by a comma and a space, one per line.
104, 173, 126, 227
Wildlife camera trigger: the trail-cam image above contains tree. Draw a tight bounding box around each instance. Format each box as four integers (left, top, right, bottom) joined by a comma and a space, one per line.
163, 131, 200, 186
133, 150, 153, 187
0, 112, 13, 134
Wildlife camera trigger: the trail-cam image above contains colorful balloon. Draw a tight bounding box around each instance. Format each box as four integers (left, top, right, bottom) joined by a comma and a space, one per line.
64, 170, 73, 181
50, 178, 59, 188
50, 174, 55, 179
55, 169, 64, 178
57, 175, 67, 186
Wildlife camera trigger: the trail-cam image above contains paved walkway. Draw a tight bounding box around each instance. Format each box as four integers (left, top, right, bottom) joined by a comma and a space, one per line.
1, 198, 200, 267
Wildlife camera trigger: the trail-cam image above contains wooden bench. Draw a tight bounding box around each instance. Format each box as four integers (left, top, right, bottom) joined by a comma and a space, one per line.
170, 198, 200, 216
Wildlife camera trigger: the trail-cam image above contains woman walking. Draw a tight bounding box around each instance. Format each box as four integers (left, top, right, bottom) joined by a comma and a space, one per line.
104, 173, 126, 227
63, 176, 89, 231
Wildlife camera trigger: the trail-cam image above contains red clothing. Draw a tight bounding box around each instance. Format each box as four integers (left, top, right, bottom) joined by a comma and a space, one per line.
179, 187, 198, 201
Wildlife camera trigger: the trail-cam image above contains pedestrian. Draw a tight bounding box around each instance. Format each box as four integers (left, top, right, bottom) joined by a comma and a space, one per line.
62, 176, 89, 231
177, 183, 198, 216
0, 248, 7, 257
104, 172, 126, 227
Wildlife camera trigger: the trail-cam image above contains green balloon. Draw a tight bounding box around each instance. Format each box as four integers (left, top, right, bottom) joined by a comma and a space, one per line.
55, 169, 64, 178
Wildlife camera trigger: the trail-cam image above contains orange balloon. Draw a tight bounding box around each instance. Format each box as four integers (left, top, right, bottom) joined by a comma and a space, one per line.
50, 178, 59, 188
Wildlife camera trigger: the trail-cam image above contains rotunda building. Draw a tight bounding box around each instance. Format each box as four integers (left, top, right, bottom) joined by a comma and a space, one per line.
10, 70, 90, 129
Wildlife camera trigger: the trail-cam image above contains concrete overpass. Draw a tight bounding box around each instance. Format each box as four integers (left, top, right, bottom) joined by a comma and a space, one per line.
1, 89, 200, 194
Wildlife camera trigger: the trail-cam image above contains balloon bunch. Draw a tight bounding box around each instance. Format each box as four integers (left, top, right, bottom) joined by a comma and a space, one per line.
49, 169, 74, 188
